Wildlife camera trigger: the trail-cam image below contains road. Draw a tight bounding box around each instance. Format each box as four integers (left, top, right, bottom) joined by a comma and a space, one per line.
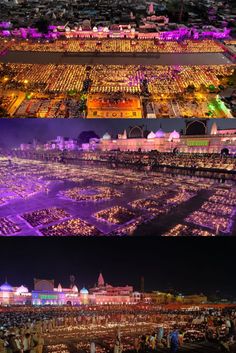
0, 51, 233, 66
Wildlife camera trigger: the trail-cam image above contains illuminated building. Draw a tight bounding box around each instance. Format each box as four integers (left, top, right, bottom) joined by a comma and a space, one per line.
98, 121, 236, 154
143, 291, 208, 305
31, 279, 79, 306
0, 275, 209, 306
18, 121, 236, 155
80, 287, 89, 305
0, 281, 31, 305
89, 272, 134, 304
0, 274, 137, 306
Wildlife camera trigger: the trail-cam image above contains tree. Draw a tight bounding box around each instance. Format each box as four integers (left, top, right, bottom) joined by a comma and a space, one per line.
0, 107, 8, 117
35, 18, 49, 34
77, 131, 100, 146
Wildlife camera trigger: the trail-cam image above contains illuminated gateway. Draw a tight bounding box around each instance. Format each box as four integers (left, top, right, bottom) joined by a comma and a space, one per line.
0, 273, 137, 306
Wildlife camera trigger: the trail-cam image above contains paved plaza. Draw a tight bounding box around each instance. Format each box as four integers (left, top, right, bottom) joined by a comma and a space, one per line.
0, 158, 235, 236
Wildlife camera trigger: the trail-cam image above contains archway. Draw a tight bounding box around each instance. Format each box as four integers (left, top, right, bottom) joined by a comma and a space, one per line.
185, 120, 207, 135
128, 126, 144, 139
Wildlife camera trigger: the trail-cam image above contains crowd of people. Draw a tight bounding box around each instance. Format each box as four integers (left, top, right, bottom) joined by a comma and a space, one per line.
98, 151, 236, 172
0, 330, 44, 353
0, 306, 236, 353
14, 150, 236, 177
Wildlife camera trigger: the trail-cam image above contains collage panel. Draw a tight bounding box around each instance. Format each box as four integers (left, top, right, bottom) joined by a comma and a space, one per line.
0, 20, 235, 118
0, 237, 236, 352
0, 118, 235, 237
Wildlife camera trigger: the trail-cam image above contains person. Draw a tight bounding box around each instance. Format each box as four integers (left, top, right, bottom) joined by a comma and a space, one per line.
166, 330, 171, 349
225, 319, 231, 336
178, 331, 184, 347
114, 339, 120, 353
90, 342, 96, 353
0, 332, 6, 353
134, 337, 139, 353
8, 333, 21, 353
35, 334, 44, 353
149, 333, 156, 350
23, 333, 31, 353
117, 328, 121, 341
170, 328, 179, 353
157, 326, 164, 344
139, 335, 146, 352
15, 334, 23, 353
114, 335, 122, 353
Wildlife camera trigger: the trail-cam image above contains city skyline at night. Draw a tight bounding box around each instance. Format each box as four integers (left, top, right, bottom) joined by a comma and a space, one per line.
0, 238, 235, 298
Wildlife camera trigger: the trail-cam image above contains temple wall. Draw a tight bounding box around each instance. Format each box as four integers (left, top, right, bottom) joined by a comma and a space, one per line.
100, 136, 236, 154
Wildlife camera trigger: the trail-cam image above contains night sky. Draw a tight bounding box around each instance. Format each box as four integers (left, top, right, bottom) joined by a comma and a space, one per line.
0, 237, 235, 298
0, 118, 236, 148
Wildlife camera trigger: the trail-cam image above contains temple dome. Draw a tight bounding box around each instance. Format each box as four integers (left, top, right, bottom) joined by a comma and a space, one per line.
169, 130, 180, 139
155, 128, 165, 138
16, 285, 29, 294
72, 285, 79, 293
102, 132, 111, 140
80, 287, 88, 294
0, 281, 13, 292
147, 131, 156, 139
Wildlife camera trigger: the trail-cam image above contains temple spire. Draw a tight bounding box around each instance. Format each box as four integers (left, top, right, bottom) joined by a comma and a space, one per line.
98, 272, 105, 287
210, 122, 218, 135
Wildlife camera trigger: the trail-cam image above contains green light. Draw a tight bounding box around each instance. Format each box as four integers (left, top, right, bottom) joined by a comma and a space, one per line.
208, 103, 215, 111
187, 140, 209, 147
208, 84, 215, 91
39, 294, 58, 299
